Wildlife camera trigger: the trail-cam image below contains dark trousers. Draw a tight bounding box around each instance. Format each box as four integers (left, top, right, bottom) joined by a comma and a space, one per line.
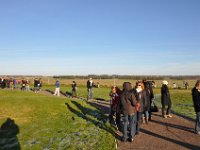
195, 111, 200, 133
122, 114, 137, 140
148, 110, 152, 120
72, 90, 77, 97
109, 110, 121, 130
136, 112, 142, 133
162, 104, 171, 116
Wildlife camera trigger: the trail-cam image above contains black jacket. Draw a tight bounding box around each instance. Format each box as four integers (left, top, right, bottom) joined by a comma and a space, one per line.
192, 87, 200, 112
135, 89, 148, 112
161, 85, 171, 106
87, 80, 93, 89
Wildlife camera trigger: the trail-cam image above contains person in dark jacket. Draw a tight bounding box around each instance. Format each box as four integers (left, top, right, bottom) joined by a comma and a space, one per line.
192, 80, 200, 135
161, 80, 172, 118
71, 81, 77, 97
143, 80, 154, 122
109, 86, 121, 130
87, 78, 93, 100
119, 82, 137, 142
134, 81, 148, 134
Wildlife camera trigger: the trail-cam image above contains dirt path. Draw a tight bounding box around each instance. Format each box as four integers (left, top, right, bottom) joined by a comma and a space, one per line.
41, 90, 200, 150
88, 99, 200, 150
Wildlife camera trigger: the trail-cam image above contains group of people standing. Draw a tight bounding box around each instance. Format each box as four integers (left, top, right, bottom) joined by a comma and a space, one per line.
0, 77, 41, 92
109, 80, 174, 142
53, 78, 94, 98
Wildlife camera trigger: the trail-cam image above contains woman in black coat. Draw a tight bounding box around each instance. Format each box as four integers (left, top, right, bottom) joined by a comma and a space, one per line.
161, 80, 172, 118
192, 80, 200, 135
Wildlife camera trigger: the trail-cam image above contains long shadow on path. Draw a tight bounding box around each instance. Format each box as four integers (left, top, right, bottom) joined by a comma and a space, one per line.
141, 128, 200, 150
150, 119, 195, 134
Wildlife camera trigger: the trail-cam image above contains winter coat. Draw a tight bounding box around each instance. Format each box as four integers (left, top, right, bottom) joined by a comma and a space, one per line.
144, 86, 154, 111
119, 82, 137, 115
55, 81, 60, 88
161, 85, 171, 106
109, 90, 121, 113
192, 87, 200, 112
134, 89, 148, 112
87, 80, 93, 89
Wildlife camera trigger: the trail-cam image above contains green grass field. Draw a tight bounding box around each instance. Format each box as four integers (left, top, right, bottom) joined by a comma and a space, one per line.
0, 89, 115, 150
0, 83, 197, 149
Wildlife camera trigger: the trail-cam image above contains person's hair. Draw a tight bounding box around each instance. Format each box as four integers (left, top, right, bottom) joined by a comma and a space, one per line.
137, 81, 144, 90
195, 80, 200, 87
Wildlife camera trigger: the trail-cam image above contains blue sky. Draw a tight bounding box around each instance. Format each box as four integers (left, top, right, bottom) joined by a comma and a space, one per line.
0, 0, 200, 75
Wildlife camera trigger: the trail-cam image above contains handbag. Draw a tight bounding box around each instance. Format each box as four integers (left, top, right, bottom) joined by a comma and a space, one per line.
150, 101, 159, 112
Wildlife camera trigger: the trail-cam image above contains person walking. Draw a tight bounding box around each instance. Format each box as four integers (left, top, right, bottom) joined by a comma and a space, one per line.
87, 78, 93, 100
161, 80, 172, 118
53, 80, 60, 96
192, 80, 200, 135
71, 81, 77, 97
119, 82, 137, 142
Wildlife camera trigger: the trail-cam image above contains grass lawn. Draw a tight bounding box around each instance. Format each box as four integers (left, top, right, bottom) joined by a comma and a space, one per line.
0, 89, 115, 150
0, 84, 197, 149
153, 88, 196, 119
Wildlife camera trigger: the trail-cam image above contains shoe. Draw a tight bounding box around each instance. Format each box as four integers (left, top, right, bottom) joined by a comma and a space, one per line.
129, 138, 134, 142
121, 137, 128, 142
135, 132, 140, 135
167, 114, 172, 118
196, 131, 200, 135
163, 115, 167, 118
145, 117, 149, 124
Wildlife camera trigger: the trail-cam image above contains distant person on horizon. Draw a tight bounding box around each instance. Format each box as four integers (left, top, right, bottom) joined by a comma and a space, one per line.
87, 78, 94, 100
185, 81, 189, 90
34, 78, 40, 93
53, 80, 60, 96
71, 81, 77, 97
192, 80, 200, 135
161, 80, 172, 118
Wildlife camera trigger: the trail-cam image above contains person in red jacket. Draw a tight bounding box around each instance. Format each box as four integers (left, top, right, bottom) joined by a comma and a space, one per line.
109, 86, 121, 130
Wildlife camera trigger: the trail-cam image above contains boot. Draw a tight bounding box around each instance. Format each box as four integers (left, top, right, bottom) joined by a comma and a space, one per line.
145, 117, 149, 124
142, 117, 145, 124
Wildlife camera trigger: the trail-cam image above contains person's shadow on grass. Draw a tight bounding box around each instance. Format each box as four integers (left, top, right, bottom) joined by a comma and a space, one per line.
65, 101, 121, 140
0, 118, 21, 150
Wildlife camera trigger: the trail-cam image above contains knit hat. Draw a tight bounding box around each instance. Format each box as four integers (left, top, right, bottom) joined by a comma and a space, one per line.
162, 80, 168, 85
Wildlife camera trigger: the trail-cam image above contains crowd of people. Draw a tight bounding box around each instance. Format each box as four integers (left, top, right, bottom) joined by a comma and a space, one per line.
108, 79, 200, 142
1, 77, 199, 138
109, 80, 158, 142
0, 77, 42, 92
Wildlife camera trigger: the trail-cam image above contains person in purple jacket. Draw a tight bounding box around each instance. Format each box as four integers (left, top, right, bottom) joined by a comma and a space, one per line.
53, 80, 60, 96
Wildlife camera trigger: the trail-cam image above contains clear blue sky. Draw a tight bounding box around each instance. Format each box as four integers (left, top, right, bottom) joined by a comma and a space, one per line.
0, 0, 200, 75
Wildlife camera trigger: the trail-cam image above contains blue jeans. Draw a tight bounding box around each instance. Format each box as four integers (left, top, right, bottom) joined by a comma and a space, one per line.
144, 111, 149, 118
87, 88, 93, 99
136, 112, 142, 133
122, 114, 137, 140
195, 111, 200, 133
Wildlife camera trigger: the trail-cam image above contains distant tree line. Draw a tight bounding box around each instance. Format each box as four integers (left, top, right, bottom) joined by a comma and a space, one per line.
53, 75, 200, 80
